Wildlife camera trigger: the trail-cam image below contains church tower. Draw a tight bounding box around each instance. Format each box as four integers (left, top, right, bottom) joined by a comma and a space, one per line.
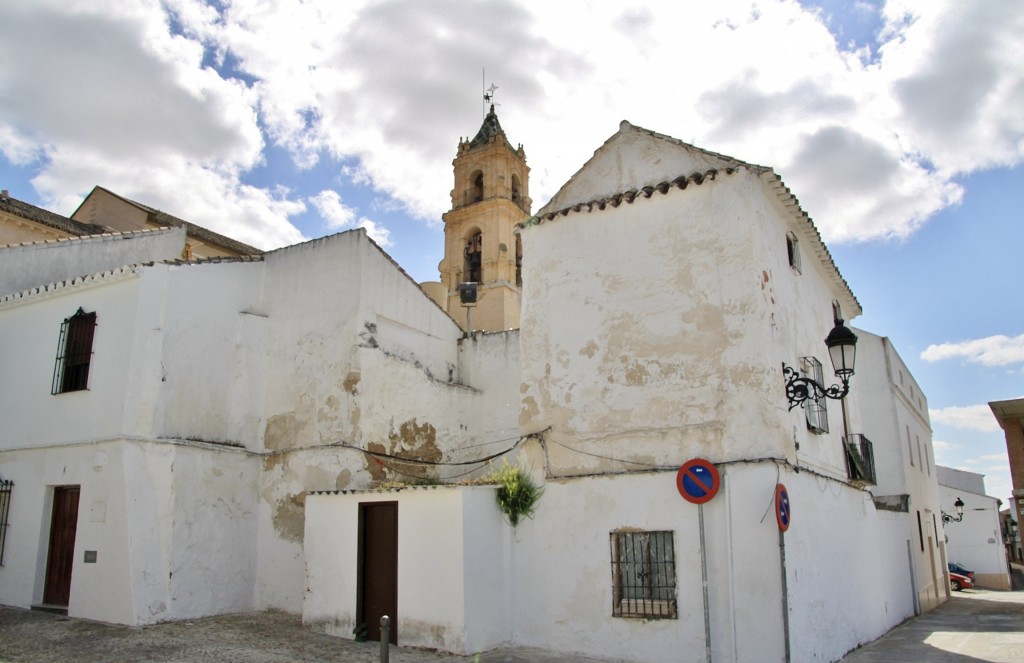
438, 105, 531, 332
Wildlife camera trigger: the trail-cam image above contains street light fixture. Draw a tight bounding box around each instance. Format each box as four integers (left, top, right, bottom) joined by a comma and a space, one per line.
783, 316, 859, 410
941, 497, 966, 524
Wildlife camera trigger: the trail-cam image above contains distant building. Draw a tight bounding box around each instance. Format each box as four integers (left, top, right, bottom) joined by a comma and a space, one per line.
990, 397, 1024, 563
937, 466, 1011, 589
0, 186, 259, 260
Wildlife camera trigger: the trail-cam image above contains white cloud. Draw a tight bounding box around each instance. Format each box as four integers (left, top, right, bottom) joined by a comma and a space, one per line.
357, 219, 393, 248
921, 333, 1024, 367
931, 439, 957, 464
310, 190, 357, 230
929, 405, 1000, 433
310, 190, 392, 247
3, 0, 1023, 248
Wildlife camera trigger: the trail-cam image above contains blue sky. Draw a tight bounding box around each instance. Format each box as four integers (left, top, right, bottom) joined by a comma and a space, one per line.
1, 0, 1021, 501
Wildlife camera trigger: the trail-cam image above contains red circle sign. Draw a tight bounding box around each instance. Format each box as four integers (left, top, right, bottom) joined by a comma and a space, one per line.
676, 459, 721, 504
775, 483, 791, 532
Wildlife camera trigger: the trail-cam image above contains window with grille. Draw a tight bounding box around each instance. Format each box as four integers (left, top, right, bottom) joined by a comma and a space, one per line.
0, 477, 12, 565
52, 308, 97, 394
610, 530, 677, 619
801, 356, 829, 434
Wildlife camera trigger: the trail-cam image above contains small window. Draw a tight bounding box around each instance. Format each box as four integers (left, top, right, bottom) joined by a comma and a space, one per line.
786, 232, 801, 272
0, 476, 12, 565
906, 425, 914, 466
916, 435, 923, 473
610, 530, 677, 619
801, 357, 829, 434
52, 308, 97, 394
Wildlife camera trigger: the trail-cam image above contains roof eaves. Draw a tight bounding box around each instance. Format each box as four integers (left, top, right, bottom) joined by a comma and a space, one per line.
0, 264, 143, 311
1, 195, 109, 237
761, 170, 861, 317
521, 167, 739, 229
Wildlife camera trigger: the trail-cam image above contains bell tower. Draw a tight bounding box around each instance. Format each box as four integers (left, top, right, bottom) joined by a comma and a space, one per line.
439, 105, 531, 332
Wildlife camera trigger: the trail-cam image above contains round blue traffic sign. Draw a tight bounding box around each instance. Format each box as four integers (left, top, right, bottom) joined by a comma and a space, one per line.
775, 483, 791, 532
676, 458, 720, 504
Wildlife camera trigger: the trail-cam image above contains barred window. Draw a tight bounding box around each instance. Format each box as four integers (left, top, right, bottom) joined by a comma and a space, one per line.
801, 357, 829, 434
52, 308, 97, 394
610, 530, 677, 619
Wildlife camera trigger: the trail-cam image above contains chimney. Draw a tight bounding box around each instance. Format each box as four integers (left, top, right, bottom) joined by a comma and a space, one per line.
0, 189, 8, 202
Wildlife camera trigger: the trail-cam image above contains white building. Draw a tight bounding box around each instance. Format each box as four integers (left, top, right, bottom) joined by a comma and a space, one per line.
850, 329, 947, 611
0, 117, 947, 662
937, 466, 1011, 589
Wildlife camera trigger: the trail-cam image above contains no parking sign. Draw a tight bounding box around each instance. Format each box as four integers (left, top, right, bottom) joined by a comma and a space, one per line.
775, 483, 791, 532
676, 458, 720, 504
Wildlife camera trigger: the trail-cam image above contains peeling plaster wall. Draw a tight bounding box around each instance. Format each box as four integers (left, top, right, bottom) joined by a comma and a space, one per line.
521, 168, 855, 479
252, 231, 497, 612
304, 486, 509, 655
522, 175, 778, 473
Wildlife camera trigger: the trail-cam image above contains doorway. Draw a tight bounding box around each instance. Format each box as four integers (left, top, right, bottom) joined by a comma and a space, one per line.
43, 485, 80, 608
358, 501, 398, 644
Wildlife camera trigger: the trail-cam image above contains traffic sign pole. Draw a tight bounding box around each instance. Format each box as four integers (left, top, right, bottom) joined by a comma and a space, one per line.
699, 502, 711, 663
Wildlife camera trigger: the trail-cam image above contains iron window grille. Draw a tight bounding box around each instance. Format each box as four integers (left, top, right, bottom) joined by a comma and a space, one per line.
52, 308, 97, 394
610, 530, 677, 619
844, 434, 877, 485
801, 357, 829, 434
0, 477, 12, 565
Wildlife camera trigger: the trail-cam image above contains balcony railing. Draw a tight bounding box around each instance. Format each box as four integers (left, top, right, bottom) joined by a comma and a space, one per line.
844, 434, 876, 485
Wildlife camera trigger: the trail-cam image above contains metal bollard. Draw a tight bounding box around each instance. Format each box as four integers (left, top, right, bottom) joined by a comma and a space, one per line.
379, 615, 390, 663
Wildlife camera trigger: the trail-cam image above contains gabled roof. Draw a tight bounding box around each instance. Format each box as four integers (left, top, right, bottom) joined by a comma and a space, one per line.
0, 192, 108, 237
527, 121, 861, 317
74, 186, 262, 256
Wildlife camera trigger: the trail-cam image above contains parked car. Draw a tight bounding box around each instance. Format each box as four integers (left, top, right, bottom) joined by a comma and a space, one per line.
949, 571, 973, 591
948, 562, 975, 579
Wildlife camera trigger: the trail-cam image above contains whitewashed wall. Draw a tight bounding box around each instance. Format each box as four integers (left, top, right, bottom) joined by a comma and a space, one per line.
0, 226, 186, 298
304, 486, 509, 654
940, 482, 1010, 589
850, 330, 947, 611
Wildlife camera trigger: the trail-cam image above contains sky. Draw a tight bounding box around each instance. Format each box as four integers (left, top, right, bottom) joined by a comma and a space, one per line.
1, 0, 1021, 504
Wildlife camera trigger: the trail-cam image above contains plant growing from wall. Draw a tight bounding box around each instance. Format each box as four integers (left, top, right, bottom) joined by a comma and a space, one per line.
492, 461, 542, 527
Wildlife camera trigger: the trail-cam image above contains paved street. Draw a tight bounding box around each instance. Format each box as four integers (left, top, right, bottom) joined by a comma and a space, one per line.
1, 585, 1022, 662
838, 587, 1024, 663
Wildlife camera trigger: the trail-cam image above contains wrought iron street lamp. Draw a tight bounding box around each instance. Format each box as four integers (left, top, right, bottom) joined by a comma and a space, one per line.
783, 317, 859, 410
941, 497, 966, 524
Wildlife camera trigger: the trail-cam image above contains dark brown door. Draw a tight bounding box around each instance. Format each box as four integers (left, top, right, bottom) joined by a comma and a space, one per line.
43, 486, 80, 607
359, 501, 398, 644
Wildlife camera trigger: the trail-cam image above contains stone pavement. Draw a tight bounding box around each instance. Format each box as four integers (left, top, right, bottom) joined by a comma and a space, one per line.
0, 606, 617, 663
2, 584, 1023, 663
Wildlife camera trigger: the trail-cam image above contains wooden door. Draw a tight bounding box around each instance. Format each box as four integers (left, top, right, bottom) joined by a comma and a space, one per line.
359, 501, 398, 644
43, 486, 80, 607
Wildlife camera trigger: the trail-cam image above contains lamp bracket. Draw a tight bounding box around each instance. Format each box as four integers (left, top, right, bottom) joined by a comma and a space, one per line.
783, 363, 850, 411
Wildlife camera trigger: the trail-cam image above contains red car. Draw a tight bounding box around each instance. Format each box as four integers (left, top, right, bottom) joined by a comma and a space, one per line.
949, 571, 973, 591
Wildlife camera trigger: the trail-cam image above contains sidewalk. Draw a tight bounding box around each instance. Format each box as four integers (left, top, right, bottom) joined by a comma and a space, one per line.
839, 587, 1024, 663
2, 587, 1022, 662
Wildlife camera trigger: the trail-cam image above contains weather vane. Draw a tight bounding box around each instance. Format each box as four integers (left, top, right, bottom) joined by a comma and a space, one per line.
484, 83, 498, 106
